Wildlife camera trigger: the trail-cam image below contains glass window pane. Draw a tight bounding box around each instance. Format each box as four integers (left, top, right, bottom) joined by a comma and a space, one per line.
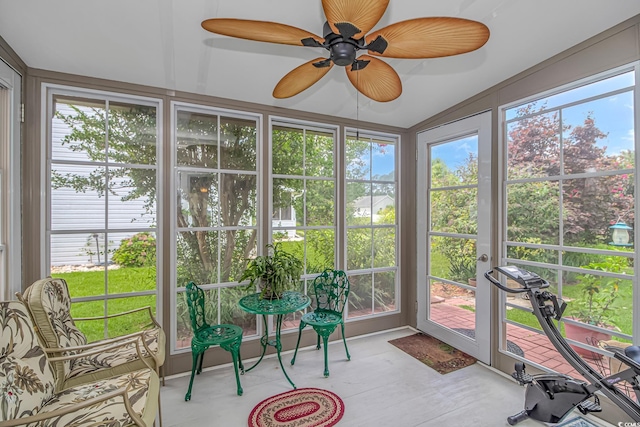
431, 136, 478, 187
219, 173, 257, 227
53, 98, 106, 162
562, 92, 634, 174
176, 110, 218, 168
374, 271, 396, 313
51, 266, 105, 299
306, 179, 334, 226
430, 236, 476, 284
177, 171, 219, 227
176, 231, 219, 287
562, 176, 634, 247
108, 102, 157, 165
305, 130, 334, 177
430, 187, 477, 234
562, 251, 633, 275
347, 228, 372, 271
272, 126, 303, 176
372, 184, 395, 225
109, 168, 156, 229
346, 138, 371, 180
430, 281, 476, 331
51, 164, 106, 230
506, 244, 558, 265
347, 182, 371, 226
347, 273, 372, 318
305, 229, 334, 274
219, 285, 257, 335
107, 295, 157, 338
220, 116, 257, 171
564, 273, 632, 337
70, 300, 106, 342
507, 181, 560, 244
220, 229, 257, 283
506, 71, 634, 120
372, 142, 394, 181
109, 231, 156, 269
507, 111, 560, 179
373, 228, 395, 268
274, 178, 303, 226
51, 233, 106, 270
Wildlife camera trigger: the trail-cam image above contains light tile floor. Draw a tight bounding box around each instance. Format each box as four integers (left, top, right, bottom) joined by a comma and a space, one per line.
160, 327, 609, 427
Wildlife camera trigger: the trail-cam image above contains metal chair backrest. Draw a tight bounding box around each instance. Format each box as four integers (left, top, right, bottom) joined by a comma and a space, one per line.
185, 282, 209, 333
311, 269, 350, 316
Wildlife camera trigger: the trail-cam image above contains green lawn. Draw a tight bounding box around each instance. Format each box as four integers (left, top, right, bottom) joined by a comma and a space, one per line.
52, 267, 157, 342
505, 280, 632, 339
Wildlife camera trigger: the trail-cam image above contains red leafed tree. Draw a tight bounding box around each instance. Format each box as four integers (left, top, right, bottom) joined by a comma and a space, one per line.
508, 104, 634, 245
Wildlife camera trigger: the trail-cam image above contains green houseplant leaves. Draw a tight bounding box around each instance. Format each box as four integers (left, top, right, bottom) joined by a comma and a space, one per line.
239, 243, 303, 299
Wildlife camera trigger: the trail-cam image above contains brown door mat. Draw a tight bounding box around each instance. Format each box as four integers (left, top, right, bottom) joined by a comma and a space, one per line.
389, 332, 477, 374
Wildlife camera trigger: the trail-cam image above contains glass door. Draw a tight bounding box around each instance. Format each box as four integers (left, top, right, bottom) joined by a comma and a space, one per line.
416, 111, 492, 364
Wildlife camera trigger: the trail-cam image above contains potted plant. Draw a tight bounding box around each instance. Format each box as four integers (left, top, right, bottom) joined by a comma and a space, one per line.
564, 257, 625, 358
239, 243, 303, 299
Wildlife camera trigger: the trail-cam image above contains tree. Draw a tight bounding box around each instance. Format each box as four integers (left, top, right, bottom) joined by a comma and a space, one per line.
54, 103, 351, 287
507, 103, 634, 246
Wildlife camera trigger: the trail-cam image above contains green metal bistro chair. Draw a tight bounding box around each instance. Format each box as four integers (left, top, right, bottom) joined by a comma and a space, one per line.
291, 269, 351, 377
184, 282, 244, 401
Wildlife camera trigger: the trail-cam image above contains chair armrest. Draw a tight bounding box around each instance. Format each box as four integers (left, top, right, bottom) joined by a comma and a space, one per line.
74, 306, 161, 328
46, 338, 154, 371
50, 330, 150, 353
0, 385, 147, 427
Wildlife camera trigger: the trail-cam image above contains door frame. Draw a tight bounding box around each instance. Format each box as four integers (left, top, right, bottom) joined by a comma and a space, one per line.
0, 59, 21, 300
416, 111, 492, 364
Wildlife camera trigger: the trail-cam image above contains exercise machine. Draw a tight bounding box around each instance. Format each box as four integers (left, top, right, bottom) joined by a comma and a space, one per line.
485, 266, 640, 425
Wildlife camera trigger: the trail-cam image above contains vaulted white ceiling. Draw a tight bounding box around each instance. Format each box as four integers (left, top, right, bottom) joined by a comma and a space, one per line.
1, 0, 639, 128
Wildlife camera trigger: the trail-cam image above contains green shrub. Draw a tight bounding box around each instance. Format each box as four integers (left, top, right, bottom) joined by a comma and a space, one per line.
112, 232, 156, 267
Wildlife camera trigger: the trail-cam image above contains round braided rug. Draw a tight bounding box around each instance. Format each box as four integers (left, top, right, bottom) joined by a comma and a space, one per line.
248, 388, 345, 427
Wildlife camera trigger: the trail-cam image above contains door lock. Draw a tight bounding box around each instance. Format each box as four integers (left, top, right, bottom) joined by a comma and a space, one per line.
477, 254, 488, 262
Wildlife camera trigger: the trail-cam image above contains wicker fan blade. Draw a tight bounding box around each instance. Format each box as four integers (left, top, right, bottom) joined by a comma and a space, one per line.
346, 55, 401, 102
202, 19, 322, 46
322, 0, 389, 39
366, 17, 489, 58
273, 58, 334, 99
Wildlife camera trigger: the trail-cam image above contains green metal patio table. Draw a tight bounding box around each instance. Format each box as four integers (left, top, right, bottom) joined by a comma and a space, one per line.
238, 290, 311, 388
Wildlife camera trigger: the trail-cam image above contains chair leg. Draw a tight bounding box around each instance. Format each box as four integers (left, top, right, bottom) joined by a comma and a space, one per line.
196, 352, 204, 374
341, 322, 351, 361
321, 333, 330, 377
161, 364, 165, 386
157, 389, 163, 427
185, 350, 201, 401
316, 333, 321, 350
290, 321, 306, 366
231, 347, 243, 396
238, 344, 245, 374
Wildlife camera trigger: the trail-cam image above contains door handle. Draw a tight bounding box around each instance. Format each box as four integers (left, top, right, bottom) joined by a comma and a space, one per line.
477, 254, 488, 262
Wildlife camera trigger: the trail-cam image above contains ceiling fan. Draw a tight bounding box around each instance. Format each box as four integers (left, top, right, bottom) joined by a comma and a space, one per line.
201, 0, 490, 102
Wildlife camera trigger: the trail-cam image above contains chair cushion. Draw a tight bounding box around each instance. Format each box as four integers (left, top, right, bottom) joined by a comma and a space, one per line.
33, 368, 159, 427
22, 278, 87, 389
63, 326, 166, 389
301, 311, 343, 327
0, 302, 56, 422
22, 278, 166, 391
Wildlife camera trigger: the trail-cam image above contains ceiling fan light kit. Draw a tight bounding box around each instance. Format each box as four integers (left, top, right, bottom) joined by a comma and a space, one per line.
201, 0, 490, 102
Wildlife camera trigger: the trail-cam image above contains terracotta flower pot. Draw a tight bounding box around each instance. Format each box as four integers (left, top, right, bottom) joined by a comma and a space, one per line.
564, 320, 611, 359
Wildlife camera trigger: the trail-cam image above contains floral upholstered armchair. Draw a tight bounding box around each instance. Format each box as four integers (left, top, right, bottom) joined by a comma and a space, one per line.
0, 301, 159, 427
18, 277, 166, 391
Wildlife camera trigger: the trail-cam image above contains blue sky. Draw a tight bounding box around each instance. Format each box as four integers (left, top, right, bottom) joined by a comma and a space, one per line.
432, 70, 635, 171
